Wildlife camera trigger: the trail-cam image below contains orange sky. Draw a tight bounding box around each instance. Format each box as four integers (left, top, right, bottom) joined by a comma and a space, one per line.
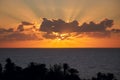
0, 0, 120, 29
0, 36, 120, 48
0, 0, 120, 48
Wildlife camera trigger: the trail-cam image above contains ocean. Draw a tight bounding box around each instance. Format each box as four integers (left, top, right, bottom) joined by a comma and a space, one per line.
0, 48, 120, 79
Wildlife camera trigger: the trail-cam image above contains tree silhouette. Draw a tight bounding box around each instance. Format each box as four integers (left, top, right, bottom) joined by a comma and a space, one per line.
94, 72, 117, 80
68, 68, 79, 75
0, 58, 118, 80
63, 63, 69, 75
47, 64, 64, 80
0, 63, 2, 80
4, 58, 16, 73
67, 68, 81, 80
3, 58, 17, 80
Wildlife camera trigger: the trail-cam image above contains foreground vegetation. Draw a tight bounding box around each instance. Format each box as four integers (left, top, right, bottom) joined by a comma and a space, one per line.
0, 58, 118, 80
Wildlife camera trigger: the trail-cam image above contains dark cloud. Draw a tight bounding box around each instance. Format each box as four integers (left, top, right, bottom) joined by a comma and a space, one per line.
21, 21, 34, 25
39, 18, 114, 39
0, 19, 117, 41
79, 19, 113, 32
43, 33, 57, 39
0, 28, 7, 33
0, 32, 40, 41
81, 32, 111, 38
0, 21, 41, 41
0, 28, 14, 33
17, 25, 24, 31
111, 29, 120, 33
40, 18, 79, 33
17, 21, 34, 31
7, 28, 14, 32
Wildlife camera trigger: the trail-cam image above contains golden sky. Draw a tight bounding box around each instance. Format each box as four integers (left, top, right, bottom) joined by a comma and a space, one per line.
0, 0, 120, 48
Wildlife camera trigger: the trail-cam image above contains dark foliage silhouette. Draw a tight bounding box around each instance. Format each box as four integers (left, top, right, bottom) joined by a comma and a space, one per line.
0, 63, 2, 80
0, 58, 118, 80
91, 72, 117, 80
63, 63, 69, 75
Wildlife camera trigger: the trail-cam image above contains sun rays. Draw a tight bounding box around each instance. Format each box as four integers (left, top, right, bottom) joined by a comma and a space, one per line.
0, 0, 120, 48
0, 0, 120, 29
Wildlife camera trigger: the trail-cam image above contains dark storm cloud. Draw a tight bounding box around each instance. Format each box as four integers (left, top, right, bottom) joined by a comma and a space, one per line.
39, 18, 114, 39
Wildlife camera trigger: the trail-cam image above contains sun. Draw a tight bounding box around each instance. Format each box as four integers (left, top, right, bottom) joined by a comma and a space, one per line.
52, 32, 71, 40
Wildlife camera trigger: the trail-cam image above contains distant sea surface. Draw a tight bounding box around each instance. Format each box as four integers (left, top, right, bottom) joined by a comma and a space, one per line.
0, 48, 120, 79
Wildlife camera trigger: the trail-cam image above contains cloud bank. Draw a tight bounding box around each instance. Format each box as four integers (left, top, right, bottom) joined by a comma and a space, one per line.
0, 18, 120, 41
40, 18, 113, 33
0, 21, 42, 41
39, 18, 115, 39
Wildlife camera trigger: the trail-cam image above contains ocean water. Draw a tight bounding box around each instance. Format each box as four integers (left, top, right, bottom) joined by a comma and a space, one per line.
0, 48, 120, 79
